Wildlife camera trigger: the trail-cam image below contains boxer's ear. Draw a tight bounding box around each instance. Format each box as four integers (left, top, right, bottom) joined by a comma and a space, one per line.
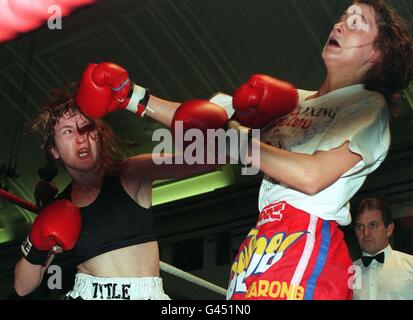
368, 49, 381, 64
50, 147, 60, 160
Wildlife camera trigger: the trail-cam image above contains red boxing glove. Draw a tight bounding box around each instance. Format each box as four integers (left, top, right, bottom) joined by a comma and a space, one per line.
75, 62, 131, 118
233, 74, 298, 128
21, 199, 82, 265
172, 99, 229, 135
171, 100, 229, 152
75, 62, 149, 119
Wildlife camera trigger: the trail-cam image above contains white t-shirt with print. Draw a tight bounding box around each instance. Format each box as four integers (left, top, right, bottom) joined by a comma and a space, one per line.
212, 84, 390, 226
258, 84, 390, 225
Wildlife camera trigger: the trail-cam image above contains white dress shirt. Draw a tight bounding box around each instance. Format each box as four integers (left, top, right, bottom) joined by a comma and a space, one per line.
353, 245, 413, 300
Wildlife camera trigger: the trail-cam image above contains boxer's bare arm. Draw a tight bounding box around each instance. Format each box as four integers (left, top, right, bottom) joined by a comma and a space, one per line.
14, 255, 55, 296
131, 95, 180, 128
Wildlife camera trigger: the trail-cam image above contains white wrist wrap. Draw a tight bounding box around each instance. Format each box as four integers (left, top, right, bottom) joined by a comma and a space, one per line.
209, 92, 235, 119
125, 84, 148, 117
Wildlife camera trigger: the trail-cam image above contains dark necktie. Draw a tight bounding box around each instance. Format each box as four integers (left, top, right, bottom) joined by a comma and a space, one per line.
361, 251, 385, 267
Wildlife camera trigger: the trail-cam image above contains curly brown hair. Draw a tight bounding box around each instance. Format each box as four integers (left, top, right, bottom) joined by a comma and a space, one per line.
31, 83, 127, 176
355, 0, 413, 117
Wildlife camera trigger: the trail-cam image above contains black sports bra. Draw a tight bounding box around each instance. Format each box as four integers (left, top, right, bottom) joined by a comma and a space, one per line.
58, 175, 157, 264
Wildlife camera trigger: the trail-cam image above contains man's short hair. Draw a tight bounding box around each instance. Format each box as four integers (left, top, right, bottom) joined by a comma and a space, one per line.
355, 197, 393, 227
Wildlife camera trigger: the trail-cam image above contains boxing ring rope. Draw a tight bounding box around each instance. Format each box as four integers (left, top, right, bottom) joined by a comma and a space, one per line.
0, 188, 227, 297
0, 189, 39, 214
0, 0, 96, 43
160, 261, 227, 296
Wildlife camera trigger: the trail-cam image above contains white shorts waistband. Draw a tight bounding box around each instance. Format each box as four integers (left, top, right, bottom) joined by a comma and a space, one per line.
66, 273, 170, 300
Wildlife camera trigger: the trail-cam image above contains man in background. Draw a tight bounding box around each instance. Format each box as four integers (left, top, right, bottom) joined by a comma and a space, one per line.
352, 197, 413, 300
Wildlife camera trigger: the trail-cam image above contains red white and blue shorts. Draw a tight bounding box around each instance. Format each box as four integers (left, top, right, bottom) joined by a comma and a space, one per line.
227, 201, 353, 300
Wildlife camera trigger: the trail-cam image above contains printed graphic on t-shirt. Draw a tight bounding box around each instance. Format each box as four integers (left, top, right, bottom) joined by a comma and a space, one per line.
264, 104, 338, 152
259, 102, 339, 204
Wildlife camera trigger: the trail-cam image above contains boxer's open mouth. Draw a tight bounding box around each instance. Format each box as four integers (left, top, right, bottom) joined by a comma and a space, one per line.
78, 148, 90, 158
328, 39, 341, 47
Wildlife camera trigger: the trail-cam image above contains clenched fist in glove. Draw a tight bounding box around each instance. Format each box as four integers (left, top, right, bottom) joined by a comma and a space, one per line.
21, 199, 82, 266
75, 62, 150, 118
172, 100, 229, 136
233, 74, 298, 128
171, 99, 230, 153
